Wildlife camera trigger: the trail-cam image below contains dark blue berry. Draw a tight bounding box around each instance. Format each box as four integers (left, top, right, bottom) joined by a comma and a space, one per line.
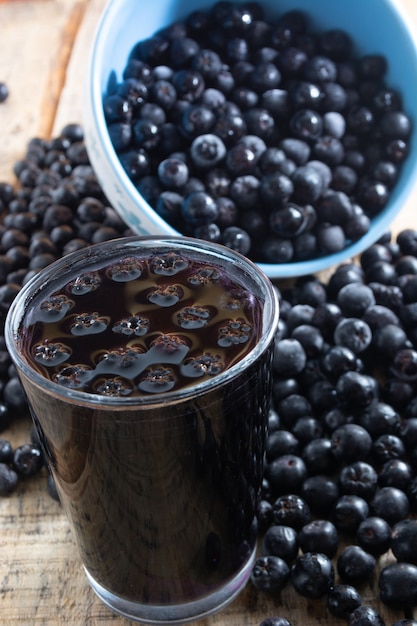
290, 552, 334, 599
221, 226, 251, 255
382, 457, 414, 490
339, 461, 378, 501
262, 524, 299, 564
289, 108, 323, 141
298, 519, 339, 558
337, 545, 376, 585
291, 164, 324, 203
180, 105, 215, 139
0, 438, 13, 464
0, 403, 12, 432
334, 317, 373, 355
357, 179, 390, 216
157, 157, 189, 187
250, 555, 290, 593
0, 82, 9, 103
192, 49, 222, 79
269, 202, 307, 238
316, 223, 346, 254
359, 401, 401, 438
3, 376, 28, 414
390, 518, 417, 564
301, 438, 334, 474
330, 424, 372, 463
372, 434, 406, 466
390, 348, 417, 382
108, 122, 132, 151
273, 338, 307, 377
267, 454, 307, 495
172, 69, 205, 102
250, 62, 281, 92
332, 494, 369, 533
348, 605, 385, 626
327, 584, 362, 619
230, 174, 260, 209
290, 81, 322, 110
301, 475, 339, 516
13, 443, 44, 477
379, 562, 417, 608
337, 283, 376, 317
267, 437, 297, 469
258, 618, 292, 626
356, 516, 391, 557
0, 463, 18, 496
272, 493, 311, 530
304, 55, 337, 82
181, 191, 218, 225
370, 486, 410, 525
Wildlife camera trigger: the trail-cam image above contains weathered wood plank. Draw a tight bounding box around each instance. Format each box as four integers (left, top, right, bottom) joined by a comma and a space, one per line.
0, 0, 88, 182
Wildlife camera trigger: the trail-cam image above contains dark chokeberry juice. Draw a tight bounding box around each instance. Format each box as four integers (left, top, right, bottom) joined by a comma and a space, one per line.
6, 237, 279, 623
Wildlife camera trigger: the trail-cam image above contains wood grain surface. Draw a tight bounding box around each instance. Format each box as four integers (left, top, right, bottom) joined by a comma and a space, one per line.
0, 1, 417, 624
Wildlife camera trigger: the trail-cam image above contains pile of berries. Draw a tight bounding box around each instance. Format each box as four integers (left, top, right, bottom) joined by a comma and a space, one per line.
0, 122, 417, 624
103, 1, 412, 264
253, 231, 417, 625
0, 122, 132, 499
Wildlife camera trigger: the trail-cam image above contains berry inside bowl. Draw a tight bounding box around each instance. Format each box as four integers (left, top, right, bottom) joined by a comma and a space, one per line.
84, 0, 417, 279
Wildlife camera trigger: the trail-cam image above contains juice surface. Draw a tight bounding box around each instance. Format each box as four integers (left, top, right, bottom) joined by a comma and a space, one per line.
20, 249, 263, 397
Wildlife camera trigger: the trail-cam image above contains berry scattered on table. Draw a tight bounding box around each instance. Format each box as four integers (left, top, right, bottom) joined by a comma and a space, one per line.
0, 82, 9, 104
0, 462, 18, 495
251, 555, 290, 593
390, 518, 417, 564
259, 618, 292, 626
379, 562, 417, 609
348, 604, 385, 626
356, 516, 391, 557
327, 583, 362, 619
12, 442, 43, 477
290, 551, 335, 599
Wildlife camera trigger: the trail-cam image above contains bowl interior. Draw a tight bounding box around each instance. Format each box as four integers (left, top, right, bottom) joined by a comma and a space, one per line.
84, 0, 417, 279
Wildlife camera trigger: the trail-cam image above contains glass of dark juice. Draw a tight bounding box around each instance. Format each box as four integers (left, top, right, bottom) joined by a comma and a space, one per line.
5, 236, 279, 624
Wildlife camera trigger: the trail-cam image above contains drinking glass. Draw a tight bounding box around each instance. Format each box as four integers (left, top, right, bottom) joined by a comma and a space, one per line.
5, 236, 279, 624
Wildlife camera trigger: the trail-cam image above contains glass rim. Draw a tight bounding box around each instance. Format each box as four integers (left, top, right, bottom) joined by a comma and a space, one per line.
5, 235, 279, 408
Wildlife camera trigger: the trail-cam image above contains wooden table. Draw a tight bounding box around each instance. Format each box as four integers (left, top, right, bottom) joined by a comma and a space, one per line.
1, 1, 417, 624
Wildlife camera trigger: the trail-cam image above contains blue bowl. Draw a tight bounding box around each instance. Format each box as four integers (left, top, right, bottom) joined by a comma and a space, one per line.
84, 0, 417, 279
